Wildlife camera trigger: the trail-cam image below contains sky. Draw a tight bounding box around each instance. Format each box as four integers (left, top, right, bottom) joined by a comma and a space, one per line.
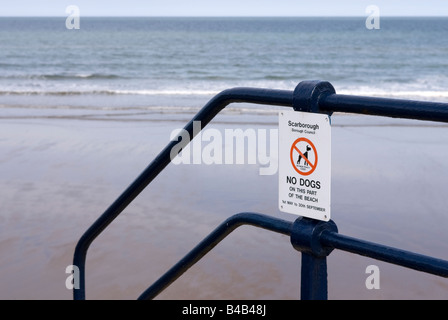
0, 0, 448, 17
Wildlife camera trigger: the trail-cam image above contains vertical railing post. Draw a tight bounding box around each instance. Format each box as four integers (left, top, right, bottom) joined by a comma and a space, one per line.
300, 253, 329, 300
290, 80, 337, 299
290, 217, 338, 300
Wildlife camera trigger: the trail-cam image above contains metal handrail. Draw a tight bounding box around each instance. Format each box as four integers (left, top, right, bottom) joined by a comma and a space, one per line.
320, 231, 448, 278
137, 213, 293, 300
136, 213, 448, 300
72, 87, 293, 300
73, 80, 448, 300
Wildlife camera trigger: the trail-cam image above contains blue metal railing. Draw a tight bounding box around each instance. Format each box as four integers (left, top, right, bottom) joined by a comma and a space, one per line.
72, 80, 448, 300
135, 213, 448, 300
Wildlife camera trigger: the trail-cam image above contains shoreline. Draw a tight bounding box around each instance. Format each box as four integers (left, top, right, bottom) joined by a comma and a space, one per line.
2, 102, 448, 128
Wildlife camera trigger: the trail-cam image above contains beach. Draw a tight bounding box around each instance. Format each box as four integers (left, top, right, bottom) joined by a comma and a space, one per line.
1, 16, 448, 300
1, 105, 448, 300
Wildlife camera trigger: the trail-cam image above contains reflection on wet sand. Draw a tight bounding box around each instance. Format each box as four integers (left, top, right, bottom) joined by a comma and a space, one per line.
1, 112, 448, 300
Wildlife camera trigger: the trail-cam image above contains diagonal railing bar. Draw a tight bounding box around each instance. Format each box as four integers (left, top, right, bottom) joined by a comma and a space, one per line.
137, 212, 293, 300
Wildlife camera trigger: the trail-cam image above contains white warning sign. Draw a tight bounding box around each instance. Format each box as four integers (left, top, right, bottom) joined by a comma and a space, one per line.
278, 110, 331, 221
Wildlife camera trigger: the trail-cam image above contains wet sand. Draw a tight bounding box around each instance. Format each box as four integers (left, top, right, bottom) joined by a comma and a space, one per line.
1, 109, 448, 300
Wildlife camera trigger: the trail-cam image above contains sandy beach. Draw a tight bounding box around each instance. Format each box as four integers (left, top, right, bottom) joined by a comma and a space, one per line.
1, 105, 448, 300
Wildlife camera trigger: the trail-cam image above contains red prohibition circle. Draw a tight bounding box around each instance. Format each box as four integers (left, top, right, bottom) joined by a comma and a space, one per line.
290, 137, 318, 176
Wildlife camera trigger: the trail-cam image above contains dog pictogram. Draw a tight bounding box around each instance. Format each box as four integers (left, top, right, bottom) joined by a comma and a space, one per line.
290, 138, 318, 176
297, 145, 312, 166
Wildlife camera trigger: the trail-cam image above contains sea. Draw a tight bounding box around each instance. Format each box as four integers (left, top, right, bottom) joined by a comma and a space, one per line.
1, 16, 448, 114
